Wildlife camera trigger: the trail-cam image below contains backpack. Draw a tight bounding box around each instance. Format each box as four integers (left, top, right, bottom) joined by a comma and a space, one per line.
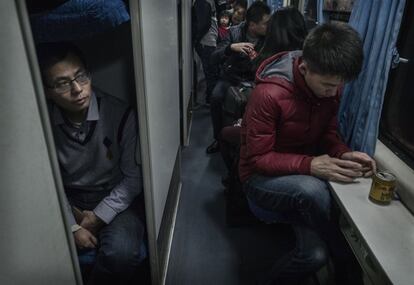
221, 53, 255, 85
222, 81, 254, 126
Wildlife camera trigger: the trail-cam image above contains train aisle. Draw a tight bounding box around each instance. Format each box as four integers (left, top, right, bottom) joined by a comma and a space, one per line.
166, 105, 295, 285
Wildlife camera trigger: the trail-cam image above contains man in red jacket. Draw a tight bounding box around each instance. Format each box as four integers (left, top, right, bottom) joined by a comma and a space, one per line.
240, 23, 376, 285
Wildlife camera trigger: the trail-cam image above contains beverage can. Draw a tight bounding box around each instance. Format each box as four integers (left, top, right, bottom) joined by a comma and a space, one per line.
248, 49, 258, 60
368, 171, 396, 205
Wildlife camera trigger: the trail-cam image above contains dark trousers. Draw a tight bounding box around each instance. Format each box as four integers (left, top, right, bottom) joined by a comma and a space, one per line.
195, 43, 218, 100
220, 126, 241, 171
210, 79, 232, 139
67, 190, 147, 285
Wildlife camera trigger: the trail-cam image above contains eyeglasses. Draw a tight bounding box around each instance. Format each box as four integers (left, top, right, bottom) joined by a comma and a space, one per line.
47, 71, 91, 94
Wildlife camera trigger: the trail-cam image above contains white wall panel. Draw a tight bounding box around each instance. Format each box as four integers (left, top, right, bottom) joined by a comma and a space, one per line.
77, 23, 136, 103
181, 0, 193, 144
138, 1, 181, 235
0, 1, 77, 284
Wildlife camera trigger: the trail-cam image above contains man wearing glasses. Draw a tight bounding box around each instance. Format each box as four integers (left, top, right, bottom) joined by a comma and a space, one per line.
36, 42, 146, 284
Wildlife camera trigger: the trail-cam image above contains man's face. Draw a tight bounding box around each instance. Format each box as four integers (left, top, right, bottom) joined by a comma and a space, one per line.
299, 62, 344, 98
249, 14, 270, 37
231, 6, 246, 25
44, 53, 92, 115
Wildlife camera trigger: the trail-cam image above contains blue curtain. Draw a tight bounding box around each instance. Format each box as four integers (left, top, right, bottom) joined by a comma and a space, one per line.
316, 0, 327, 24
338, 0, 405, 156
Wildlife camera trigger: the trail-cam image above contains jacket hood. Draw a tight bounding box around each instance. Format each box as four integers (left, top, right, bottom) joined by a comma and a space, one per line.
255, 50, 300, 92
258, 50, 300, 82
255, 51, 339, 103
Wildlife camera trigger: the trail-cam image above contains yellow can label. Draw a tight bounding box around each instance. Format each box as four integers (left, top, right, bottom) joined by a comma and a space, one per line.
369, 171, 396, 204
369, 184, 392, 202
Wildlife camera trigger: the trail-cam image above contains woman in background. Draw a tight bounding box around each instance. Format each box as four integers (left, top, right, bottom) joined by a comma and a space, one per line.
252, 6, 308, 71
220, 7, 308, 184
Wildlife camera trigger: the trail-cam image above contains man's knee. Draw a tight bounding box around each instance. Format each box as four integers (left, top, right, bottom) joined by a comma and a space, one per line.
98, 240, 145, 274
211, 81, 228, 102
293, 176, 331, 213
97, 210, 146, 274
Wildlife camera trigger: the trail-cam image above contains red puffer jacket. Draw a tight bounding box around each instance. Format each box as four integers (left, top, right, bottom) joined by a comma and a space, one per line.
239, 51, 351, 182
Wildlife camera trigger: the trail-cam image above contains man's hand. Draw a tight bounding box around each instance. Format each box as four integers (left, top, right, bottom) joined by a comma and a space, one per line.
73, 228, 98, 249
341, 151, 376, 177
230, 42, 255, 55
310, 154, 365, 183
72, 206, 85, 224
80, 210, 105, 236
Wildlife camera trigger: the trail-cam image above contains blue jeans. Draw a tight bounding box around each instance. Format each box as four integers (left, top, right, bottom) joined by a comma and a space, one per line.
245, 175, 360, 285
66, 190, 146, 285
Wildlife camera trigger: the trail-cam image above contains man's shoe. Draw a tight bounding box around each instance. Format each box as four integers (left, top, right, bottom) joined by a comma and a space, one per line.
206, 140, 220, 154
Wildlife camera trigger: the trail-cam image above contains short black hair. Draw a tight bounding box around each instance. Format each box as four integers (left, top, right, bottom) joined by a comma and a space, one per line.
246, 1, 271, 25
219, 10, 231, 19
302, 23, 363, 81
36, 42, 88, 78
233, 0, 247, 9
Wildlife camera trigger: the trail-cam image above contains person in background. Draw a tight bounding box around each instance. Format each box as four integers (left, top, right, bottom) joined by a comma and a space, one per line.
240, 23, 374, 285
218, 10, 232, 42
231, 0, 247, 25
37, 42, 147, 285
215, 0, 231, 15
206, 1, 271, 154
193, 0, 219, 104
252, 6, 308, 71
220, 7, 308, 182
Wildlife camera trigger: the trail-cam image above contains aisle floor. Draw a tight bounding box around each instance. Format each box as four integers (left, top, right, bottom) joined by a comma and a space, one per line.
165, 106, 295, 285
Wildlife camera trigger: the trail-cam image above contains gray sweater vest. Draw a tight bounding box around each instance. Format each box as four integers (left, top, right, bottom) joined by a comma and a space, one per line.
51, 92, 132, 192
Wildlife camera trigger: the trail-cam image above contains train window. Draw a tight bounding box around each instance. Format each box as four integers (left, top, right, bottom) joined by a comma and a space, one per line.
380, 0, 414, 169
323, 0, 353, 23
304, 0, 317, 29
323, 0, 354, 12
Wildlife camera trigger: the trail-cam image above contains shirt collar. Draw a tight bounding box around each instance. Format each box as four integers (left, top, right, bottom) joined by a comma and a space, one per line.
52, 92, 99, 125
